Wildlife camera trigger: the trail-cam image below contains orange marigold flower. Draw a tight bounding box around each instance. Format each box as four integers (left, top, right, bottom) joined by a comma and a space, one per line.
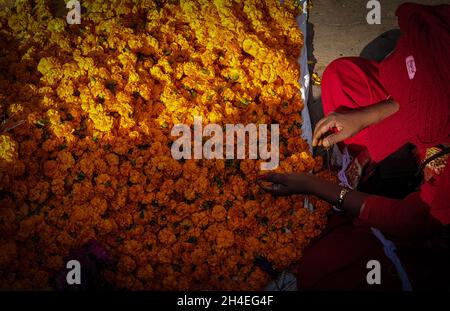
216, 229, 234, 249
117, 256, 137, 273
28, 181, 50, 203
136, 264, 154, 281
211, 204, 226, 222
158, 227, 177, 245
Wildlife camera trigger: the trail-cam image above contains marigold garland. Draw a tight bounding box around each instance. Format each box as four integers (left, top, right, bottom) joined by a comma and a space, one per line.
0, 0, 333, 290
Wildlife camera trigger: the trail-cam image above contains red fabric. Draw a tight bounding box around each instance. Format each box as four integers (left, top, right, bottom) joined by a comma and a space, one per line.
297, 215, 401, 291
321, 57, 398, 163
359, 192, 444, 238
379, 3, 450, 148
321, 3, 450, 228
298, 214, 450, 291
361, 3, 450, 228
361, 159, 450, 232
299, 3, 450, 290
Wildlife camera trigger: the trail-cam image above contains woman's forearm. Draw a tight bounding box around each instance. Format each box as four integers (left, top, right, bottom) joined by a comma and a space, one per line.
312, 99, 399, 148
304, 174, 369, 216
359, 99, 399, 128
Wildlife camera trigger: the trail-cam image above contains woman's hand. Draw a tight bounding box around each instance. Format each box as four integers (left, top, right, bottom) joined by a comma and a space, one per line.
257, 172, 368, 217
257, 172, 311, 196
312, 111, 366, 148
313, 100, 399, 148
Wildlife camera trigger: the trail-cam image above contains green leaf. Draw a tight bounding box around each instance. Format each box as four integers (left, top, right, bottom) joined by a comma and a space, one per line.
97, 94, 105, 104
200, 200, 215, 210
224, 200, 233, 210
138, 144, 150, 150
77, 171, 86, 181
240, 99, 250, 106
214, 176, 223, 188
36, 118, 49, 127
31, 235, 41, 243
187, 236, 197, 244
105, 80, 117, 93
259, 216, 269, 226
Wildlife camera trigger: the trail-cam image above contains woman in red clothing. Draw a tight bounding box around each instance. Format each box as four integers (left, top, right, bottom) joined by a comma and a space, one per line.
258, 3, 450, 290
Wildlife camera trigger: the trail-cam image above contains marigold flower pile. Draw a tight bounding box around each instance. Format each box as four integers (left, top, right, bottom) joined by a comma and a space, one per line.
0, 0, 333, 290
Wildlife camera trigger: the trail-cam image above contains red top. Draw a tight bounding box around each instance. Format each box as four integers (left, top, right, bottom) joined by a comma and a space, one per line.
359, 3, 450, 236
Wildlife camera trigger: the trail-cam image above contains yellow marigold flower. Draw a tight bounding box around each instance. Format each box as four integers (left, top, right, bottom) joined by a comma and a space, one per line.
47, 18, 65, 33
128, 70, 140, 83
86, 102, 113, 132
37, 57, 62, 85
242, 37, 261, 58
0, 135, 17, 163
47, 109, 74, 141
8, 103, 23, 115
21, 46, 35, 61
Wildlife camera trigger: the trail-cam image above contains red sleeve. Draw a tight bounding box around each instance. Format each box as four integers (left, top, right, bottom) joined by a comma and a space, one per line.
358, 193, 443, 238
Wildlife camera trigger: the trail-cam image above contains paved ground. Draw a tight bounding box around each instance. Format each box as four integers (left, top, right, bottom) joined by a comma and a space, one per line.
307, 0, 448, 129
309, 0, 447, 74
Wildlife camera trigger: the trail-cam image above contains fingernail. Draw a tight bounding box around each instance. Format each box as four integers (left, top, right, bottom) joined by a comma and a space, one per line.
257, 174, 268, 180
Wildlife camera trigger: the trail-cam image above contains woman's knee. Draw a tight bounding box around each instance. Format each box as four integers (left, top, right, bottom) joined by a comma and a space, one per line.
322, 57, 358, 88
321, 57, 357, 113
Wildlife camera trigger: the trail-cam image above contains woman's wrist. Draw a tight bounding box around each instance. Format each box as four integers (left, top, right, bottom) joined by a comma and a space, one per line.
300, 173, 320, 195
301, 174, 368, 216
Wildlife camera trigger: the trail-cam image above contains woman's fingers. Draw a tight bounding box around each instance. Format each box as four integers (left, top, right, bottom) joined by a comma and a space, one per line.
257, 173, 287, 196
313, 117, 338, 146
312, 117, 328, 146
257, 172, 285, 185
257, 181, 284, 195
322, 131, 346, 147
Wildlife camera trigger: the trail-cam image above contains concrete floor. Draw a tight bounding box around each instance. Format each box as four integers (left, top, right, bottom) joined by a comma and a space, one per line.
307, 0, 448, 130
